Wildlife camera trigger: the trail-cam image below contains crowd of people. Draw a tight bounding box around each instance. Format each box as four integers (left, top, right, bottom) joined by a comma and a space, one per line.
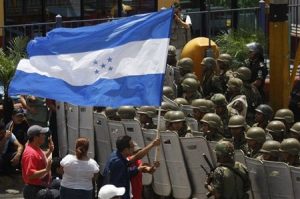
0, 2, 300, 199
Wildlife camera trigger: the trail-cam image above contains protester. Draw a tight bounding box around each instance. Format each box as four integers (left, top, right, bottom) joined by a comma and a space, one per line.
6, 108, 30, 145
0, 122, 23, 173
103, 135, 160, 199
60, 137, 99, 199
22, 125, 54, 199
128, 142, 160, 199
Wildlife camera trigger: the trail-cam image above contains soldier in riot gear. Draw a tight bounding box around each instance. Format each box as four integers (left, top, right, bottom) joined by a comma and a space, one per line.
164, 45, 177, 88
234, 66, 262, 125
164, 110, 193, 137
290, 122, 300, 142
253, 104, 273, 129
191, 99, 215, 130
105, 107, 121, 121
205, 140, 251, 199
160, 101, 179, 116
137, 106, 157, 129
217, 53, 233, 93
200, 113, 224, 141
174, 98, 189, 106
257, 140, 281, 161
201, 57, 223, 98
245, 127, 266, 158
181, 77, 202, 104
211, 93, 230, 137
163, 86, 175, 99
167, 45, 177, 67
228, 115, 248, 152
279, 138, 300, 166
177, 57, 194, 77
245, 42, 268, 101
226, 78, 248, 118
274, 108, 295, 137
265, 120, 286, 142
117, 106, 136, 120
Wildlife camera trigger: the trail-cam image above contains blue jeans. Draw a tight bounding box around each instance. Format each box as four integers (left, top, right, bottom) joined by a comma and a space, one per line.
60, 186, 93, 199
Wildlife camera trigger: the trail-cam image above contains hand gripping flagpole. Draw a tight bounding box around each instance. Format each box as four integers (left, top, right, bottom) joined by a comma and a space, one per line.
154, 106, 162, 162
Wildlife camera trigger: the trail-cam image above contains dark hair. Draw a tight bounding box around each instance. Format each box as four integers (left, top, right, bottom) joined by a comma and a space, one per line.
51, 157, 62, 176
116, 135, 131, 152
0, 122, 6, 131
75, 137, 89, 160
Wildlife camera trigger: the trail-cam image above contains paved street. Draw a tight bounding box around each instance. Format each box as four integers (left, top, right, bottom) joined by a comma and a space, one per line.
0, 173, 24, 198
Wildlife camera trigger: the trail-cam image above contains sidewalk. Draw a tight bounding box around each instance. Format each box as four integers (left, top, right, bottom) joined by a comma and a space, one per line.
0, 172, 24, 198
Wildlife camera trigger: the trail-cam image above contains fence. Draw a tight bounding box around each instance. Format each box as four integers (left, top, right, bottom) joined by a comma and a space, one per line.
0, 3, 300, 55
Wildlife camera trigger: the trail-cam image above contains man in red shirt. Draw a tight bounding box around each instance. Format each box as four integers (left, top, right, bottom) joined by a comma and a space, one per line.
22, 125, 54, 199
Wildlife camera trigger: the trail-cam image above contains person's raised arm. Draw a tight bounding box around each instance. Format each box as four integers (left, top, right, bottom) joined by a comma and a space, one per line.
130, 138, 160, 162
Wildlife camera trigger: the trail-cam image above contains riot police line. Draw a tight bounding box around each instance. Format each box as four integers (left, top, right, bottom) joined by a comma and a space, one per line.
55, 102, 300, 199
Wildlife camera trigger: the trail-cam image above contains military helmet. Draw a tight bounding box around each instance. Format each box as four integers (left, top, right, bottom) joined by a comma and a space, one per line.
168, 45, 176, 57
217, 53, 232, 66
274, 108, 295, 124
211, 93, 228, 106
137, 106, 157, 118
163, 110, 173, 122
234, 67, 252, 82
245, 127, 266, 143
174, 98, 189, 106
227, 77, 243, 92
177, 57, 194, 72
260, 140, 281, 155
279, 138, 300, 155
105, 107, 118, 119
160, 102, 179, 112
255, 104, 274, 121
183, 73, 198, 80
228, 115, 246, 128
192, 99, 214, 113
215, 140, 235, 157
290, 122, 300, 135
117, 106, 136, 119
163, 86, 174, 99
181, 77, 200, 92
265, 120, 286, 134
168, 110, 186, 123
201, 57, 217, 71
201, 113, 222, 129
246, 42, 263, 56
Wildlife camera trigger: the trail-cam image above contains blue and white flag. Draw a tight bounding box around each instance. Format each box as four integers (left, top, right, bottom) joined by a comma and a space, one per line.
9, 9, 173, 107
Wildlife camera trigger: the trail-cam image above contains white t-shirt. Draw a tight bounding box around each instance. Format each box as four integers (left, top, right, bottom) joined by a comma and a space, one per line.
60, 154, 99, 190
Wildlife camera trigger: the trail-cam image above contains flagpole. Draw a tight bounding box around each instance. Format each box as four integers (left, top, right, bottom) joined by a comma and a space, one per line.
154, 106, 162, 162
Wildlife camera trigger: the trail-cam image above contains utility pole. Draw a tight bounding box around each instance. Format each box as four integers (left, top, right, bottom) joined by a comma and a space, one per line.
269, 0, 289, 110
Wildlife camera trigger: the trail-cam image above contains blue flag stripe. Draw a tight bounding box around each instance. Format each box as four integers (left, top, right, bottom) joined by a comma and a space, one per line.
28, 9, 174, 57
9, 71, 164, 107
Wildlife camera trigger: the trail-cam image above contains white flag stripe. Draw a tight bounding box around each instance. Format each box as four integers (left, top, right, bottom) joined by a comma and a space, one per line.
18, 38, 169, 86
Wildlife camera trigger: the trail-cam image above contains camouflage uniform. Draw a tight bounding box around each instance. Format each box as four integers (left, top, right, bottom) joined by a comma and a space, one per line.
201, 113, 224, 141
201, 57, 223, 98
234, 66, 262, 125
279, 138, 300, 166
207, 141, 250, 199
245, 42, 268, 101
244, 127, 266, 158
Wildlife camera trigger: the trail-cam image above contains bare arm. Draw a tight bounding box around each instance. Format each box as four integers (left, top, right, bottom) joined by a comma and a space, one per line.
28, 159, 52, 180
130, 138, 160, 162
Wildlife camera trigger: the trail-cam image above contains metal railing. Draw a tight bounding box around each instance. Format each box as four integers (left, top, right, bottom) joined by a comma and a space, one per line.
0, 3, 299, 48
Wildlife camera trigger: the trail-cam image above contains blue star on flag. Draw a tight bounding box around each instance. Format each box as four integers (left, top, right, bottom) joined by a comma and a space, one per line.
107, 57, 112, 62
101, 63, 106, 68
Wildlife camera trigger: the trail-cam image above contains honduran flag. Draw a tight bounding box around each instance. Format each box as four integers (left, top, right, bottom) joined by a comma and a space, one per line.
9, 9, 173, 107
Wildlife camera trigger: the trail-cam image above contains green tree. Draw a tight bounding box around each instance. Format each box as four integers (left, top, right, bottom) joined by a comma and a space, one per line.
0, 36, 28, 123
215, 29, 265, 69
